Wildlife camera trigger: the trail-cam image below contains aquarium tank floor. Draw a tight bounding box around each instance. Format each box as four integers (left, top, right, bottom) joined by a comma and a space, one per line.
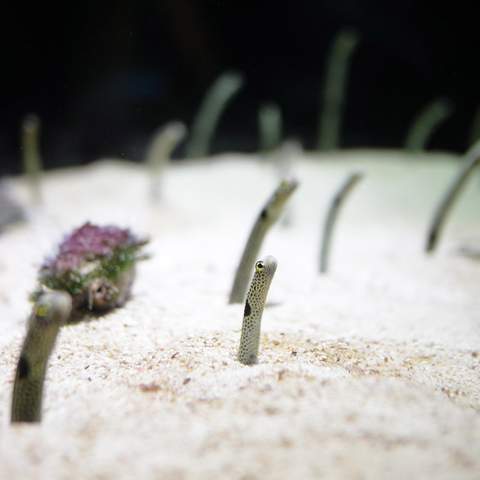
0, 152, 479, 479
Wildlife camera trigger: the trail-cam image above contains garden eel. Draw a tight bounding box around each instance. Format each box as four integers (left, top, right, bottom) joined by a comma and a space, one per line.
238, 256, 277, 365
229, 178, 298, 304
185, 72, 244, 158
317, 29, 360, 150
319, 171, 363, 273
146, 121, 186, 201
21, 113, 42, 204
405, 98, 453, 152
11, 291, 72, 423
425, 140, 480, 253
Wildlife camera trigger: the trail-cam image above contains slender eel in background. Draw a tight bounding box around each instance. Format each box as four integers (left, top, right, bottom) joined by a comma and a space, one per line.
405, 98, 453, 152
11, 291, 72, 423
319, 171, 363, 273
317, 29, 360, 151
238, 256, 278, 365
275, 140, 302, 227
258, 102, 282, 154
185, 72, 244, 158
21, 114, 43, 205
425, 140, 480, 253
229, 178, 298, 304
146, 121, 187, 202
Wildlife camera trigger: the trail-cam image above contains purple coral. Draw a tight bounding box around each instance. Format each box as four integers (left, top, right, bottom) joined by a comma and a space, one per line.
42, 222, 143, 274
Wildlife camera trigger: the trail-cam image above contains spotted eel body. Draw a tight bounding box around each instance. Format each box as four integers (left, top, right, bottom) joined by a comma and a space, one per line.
11, 291, 72, 423
229, 178, 297, 304
238, 256, 277, 365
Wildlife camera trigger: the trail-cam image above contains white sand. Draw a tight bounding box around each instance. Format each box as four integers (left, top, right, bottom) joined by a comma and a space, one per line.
0, 151, 479, 479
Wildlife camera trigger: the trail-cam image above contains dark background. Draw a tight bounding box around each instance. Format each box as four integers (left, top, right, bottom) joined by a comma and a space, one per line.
0, 1, 478, 174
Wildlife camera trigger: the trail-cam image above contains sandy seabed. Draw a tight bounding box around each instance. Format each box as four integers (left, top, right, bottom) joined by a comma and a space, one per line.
0, 151, 479, 479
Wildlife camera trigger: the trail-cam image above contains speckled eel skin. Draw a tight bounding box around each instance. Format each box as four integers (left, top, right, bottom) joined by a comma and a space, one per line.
238, 256, 277, 365
11, 291, 72, 423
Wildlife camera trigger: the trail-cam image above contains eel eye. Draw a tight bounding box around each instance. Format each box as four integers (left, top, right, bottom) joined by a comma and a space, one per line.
255, 261, 265, 272
35, 304, 49, 317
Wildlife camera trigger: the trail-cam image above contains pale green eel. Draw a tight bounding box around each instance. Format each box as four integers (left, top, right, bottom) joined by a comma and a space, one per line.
229, 178, 297, 304
238, 256, 277, 365
11, 291, 72, 423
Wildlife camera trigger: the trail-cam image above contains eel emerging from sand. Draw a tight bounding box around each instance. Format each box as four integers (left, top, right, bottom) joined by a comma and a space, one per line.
229, 179, 297, 304
11, 291, 72, 422
238, 256, 277, 365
